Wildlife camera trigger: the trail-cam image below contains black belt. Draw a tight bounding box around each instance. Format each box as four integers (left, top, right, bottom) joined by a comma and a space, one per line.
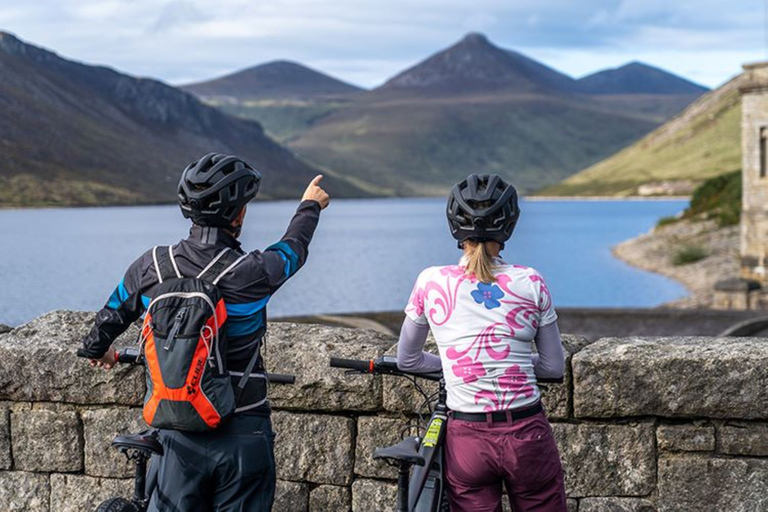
451, 402, 543, 423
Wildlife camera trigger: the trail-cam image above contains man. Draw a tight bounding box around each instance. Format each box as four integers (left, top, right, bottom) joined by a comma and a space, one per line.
77, 153, 329, 511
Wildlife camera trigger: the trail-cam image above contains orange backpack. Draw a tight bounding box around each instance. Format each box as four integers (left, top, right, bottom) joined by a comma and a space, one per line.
140, 246, 246, 431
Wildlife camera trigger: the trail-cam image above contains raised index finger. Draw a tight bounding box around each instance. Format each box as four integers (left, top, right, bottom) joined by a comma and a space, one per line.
310, 174, 324, 187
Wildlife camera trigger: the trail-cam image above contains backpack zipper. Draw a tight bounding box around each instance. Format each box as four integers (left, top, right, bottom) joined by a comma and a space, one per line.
163, 306, 187, 351
148, 292, 224, 373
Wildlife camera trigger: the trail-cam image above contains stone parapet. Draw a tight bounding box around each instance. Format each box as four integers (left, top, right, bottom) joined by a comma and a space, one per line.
0, 312, 766, 511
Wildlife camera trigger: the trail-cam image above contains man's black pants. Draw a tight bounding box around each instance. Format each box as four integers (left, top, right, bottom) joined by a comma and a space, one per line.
147, 414, 275, 512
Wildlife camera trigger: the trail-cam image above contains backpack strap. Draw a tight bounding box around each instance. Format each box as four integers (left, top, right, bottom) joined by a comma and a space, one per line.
152, 245, 182, 283
235, 335, 264, 404
196, 249, 249, 285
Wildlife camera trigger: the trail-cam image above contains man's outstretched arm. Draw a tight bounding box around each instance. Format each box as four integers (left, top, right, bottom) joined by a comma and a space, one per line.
262, 175, 329, 292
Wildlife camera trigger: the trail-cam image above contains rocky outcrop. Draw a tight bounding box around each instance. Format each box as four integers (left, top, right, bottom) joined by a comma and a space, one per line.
1, 311, 767, 511
612, 219, 740, 309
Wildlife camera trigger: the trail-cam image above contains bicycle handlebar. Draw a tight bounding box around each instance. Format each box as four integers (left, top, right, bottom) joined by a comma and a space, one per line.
331, 355, 443, 381
330, 355, 564, 384
79, 347, 296, 384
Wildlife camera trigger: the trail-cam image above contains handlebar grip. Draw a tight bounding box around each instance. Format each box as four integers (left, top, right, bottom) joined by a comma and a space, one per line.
267, 373, 296, 385
538, 377, 564, 384
117, 348, 142, 365
329, 357, 374, 373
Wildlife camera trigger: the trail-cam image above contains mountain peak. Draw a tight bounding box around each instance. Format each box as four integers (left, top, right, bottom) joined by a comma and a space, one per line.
378, 33, 575, 94
578, 61, 709, 95
459, 32, 491, 46
183, 60, 363, 100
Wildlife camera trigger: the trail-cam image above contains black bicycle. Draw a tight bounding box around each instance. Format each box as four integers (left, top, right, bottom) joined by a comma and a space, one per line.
331, 355, 563, 512
95, 348, 295, 512
331, 355, 447, 512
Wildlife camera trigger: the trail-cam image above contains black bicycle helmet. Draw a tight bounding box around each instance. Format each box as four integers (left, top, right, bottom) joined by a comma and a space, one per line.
178, 153, 261, 227
446, 174, 520, 248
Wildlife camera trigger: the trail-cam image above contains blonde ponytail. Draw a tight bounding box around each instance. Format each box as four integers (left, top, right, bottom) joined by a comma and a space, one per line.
463, 241, 498, 283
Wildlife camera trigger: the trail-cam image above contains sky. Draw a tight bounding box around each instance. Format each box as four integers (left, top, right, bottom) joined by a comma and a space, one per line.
0, 0, 764, 89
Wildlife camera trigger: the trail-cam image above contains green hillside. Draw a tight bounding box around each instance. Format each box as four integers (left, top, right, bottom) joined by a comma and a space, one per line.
289, 94, 660, 195
539, 75, 742, 196
211, 99, 345, 142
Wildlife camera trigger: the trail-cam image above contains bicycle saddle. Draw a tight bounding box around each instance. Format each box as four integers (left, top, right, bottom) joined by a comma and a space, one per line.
373, 436, 425, 466
112, 430, 164, 456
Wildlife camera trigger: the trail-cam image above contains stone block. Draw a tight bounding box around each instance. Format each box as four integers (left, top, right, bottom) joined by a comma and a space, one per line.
0, 311, 144, 405
656, 423, 715, 452
310, 485, 351, 512
274, 480, 309, 512
0, 408, 10, 470
553, 422, 656, 497
11, 409, 83, 472
0, 471, 50, 512
82, 407, 145, 477
539, 334, 591, 420
355, 416, 406, 479
382, 337, 440, 414
573, 337, 768, 419
720, 422, 768, 456
352, 478, 398, 512
580, 498, 655, 512
49, 474, 134, 512
273, 411, 355, 485
267, 322, 394, 412
657, 455, 768, 511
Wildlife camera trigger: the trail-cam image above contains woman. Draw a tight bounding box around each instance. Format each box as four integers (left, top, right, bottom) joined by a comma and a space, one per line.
397, 174, 567, 512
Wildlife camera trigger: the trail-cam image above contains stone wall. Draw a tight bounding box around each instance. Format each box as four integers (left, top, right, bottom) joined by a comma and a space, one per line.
0, 311, 767, 511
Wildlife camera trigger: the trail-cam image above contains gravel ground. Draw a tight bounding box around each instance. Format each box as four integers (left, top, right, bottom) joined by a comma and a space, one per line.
612, 219, 740, 308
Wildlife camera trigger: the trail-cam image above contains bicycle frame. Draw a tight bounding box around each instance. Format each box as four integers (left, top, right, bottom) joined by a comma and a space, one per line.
330, 355, 447, 512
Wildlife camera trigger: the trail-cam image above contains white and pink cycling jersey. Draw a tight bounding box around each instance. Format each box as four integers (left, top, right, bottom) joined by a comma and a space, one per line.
404, 257, 557, 413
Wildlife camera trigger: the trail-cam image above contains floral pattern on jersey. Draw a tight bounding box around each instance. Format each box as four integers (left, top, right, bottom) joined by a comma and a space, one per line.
451, 356, 487, 384
406, 262, 553, 412
475, 364, 535, 411
471, 283, 504, 309
407, 266, 475, 326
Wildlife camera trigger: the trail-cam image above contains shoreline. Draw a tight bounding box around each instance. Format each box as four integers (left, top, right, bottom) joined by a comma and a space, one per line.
0, 194, 692, 211
527, 195, 691, 202
611, 219, 740, 309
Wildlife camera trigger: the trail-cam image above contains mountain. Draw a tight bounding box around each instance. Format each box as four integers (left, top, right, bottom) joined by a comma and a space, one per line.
379, 33, 576, 95
539, 74, 742, 196
577, 62, 709, 95
182, 60, 364, 101
0, 32, 364, 207
285, 34, 704, 195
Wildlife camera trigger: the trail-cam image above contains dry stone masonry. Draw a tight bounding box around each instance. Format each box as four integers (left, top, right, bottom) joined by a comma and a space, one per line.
0, 311, 767, 511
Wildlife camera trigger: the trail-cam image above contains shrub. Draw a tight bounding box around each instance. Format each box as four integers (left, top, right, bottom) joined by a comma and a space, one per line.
683, 171, 741, 227
672, 245, 708, 266
656, 215, 679, 228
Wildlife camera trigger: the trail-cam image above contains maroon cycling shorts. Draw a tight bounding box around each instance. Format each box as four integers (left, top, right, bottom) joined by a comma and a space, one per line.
444, 409, 567, 512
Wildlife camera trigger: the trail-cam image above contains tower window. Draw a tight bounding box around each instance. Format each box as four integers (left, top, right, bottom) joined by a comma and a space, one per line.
761, 126, 768, 178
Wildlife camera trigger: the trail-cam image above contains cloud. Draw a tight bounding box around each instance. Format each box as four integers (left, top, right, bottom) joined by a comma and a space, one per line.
0, 0, 761, 88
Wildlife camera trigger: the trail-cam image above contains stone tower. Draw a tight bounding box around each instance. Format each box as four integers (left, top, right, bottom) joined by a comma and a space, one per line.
713, 63, 768, 310
740, 62, 768, 284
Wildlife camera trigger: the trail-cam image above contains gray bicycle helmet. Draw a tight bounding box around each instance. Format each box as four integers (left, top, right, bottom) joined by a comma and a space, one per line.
178, 153, 261, 227
446, 174, 520, 248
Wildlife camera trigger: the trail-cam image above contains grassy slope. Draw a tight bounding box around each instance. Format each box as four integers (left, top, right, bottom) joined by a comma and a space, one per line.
539, 77, 742, 196
287, 93, 661, 196
211, 100, 344, 142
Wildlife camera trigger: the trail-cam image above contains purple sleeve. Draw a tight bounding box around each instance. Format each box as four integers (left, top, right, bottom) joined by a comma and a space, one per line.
532, 321, 565, 379
396, 317, 442, 373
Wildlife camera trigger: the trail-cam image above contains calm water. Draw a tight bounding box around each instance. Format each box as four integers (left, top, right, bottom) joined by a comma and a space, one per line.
0, 198, 687, 326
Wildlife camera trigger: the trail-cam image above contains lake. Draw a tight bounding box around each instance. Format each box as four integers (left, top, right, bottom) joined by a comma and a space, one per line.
0, 198, 688, 327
